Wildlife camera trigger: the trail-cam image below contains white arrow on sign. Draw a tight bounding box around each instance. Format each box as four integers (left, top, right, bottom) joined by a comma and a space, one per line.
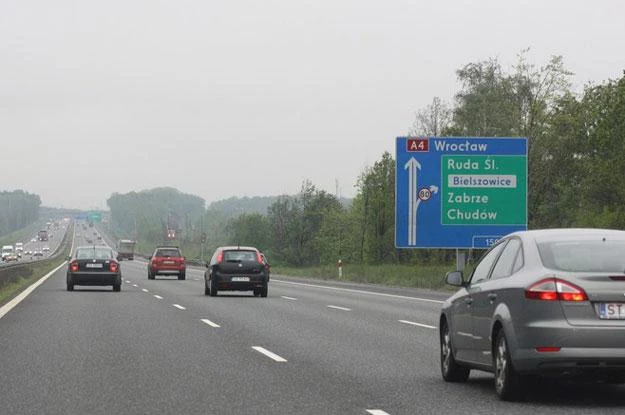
405, 157, 421, 246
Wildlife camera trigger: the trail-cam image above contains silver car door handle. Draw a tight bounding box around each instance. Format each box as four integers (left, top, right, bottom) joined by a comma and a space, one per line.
464, 298, 473, 305
488, 293, 497, 301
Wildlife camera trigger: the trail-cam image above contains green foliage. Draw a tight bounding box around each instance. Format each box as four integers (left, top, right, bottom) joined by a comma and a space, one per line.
0, 190, 41, 237
352, 152, 396, 264
266, 181, 343, 266
225, 213, 271, 251
107, 187, 205, 247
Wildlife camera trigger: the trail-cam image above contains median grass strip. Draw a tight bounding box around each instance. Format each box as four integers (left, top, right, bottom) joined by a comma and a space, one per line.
273, 263, 456, 290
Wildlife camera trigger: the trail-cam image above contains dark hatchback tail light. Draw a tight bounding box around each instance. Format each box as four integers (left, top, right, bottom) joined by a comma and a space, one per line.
216, 251, 224, 264
70, 260, 79, 272
109, 262, 119, 273
256, 252, 264, 265
525, 278, 588, 302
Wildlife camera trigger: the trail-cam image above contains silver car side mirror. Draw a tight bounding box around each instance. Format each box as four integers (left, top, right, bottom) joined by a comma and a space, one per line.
445, 271, 464, 287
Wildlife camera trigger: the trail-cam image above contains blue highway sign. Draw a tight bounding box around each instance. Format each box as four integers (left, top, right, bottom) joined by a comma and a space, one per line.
395, 137, 528, 249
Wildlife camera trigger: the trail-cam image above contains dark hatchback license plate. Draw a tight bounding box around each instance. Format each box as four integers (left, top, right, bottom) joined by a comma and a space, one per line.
597, 303, 625, 319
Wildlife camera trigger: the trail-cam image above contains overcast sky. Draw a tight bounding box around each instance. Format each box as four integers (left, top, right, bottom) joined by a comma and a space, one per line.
1, 0, 624, 210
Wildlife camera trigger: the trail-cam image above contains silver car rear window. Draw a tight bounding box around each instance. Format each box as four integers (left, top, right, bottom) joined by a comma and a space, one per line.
538, 240, 625, 272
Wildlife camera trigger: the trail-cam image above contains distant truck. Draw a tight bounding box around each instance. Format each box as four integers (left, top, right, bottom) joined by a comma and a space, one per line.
38, 230, 49, 241
117, 239, 136, 261
2, 245, 15, 262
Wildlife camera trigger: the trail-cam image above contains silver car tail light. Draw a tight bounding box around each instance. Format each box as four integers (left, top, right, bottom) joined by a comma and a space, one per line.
525, 278, 588, 302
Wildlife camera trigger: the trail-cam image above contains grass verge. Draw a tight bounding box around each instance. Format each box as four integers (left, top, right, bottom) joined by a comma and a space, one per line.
273, 263, 458, 291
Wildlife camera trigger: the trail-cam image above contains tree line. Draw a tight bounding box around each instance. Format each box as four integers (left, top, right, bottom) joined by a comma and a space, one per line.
0, 190, 41, 237
107, 187, 205, 244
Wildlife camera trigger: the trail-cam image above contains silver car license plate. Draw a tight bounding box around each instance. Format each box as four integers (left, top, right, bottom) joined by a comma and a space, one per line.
597, 303, 625, 319
86, 263, 103, 268
232, 277, 250, 282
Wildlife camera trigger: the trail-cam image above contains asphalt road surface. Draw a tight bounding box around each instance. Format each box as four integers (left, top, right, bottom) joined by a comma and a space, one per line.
2, 230, 625, 414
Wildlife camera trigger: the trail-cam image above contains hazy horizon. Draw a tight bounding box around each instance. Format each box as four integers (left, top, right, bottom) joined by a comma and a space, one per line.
2, 0, 624, 210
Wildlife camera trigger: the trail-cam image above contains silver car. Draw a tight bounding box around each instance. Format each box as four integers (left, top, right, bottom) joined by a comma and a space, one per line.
440, 228, 625, 401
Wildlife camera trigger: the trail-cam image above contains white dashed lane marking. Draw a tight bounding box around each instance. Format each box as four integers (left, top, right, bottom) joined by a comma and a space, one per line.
173, 304, 186, 310
252, 346, 287, 362
398, 320, 436, 330
327, 305, 351, 311
367, 410, 391, 415
154, 295, 163, 300
281, 296, 298, 301
273, 279, 444, 304
141, 289, 149, 293
201, 319, 221, 328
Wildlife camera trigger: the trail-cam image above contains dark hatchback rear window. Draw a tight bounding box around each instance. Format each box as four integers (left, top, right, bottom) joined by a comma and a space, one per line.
224, 250, 257, 262
76, 248, 113, 260
538, 240, 625, 272
156, 248, 181, 257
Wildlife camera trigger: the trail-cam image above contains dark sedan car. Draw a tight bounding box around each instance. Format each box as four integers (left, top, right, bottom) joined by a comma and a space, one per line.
440, 228, 625, 401
67, 246, 122, 292
205, 246, 269, 297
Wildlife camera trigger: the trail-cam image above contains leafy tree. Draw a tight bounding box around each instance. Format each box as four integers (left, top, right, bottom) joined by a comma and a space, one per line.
409, 96, 452, 137
573, 73, 625, 227
225, 213, 271, 252
353, 152, 396, 264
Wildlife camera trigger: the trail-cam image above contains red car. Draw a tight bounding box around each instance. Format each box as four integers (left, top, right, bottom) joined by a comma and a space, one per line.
148, 246, 186, 280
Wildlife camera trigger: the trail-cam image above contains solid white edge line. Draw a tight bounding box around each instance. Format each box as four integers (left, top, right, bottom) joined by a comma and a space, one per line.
398, 320, 437, 329
281, 296, 298, 301
272, 279, 444, 304
201, 318, 220, 328
154, 295, 163, 300
327, 305, 351, 311
367, 410, 391, 415
173, 304, 186, 310
252, 346, 287, 362
0, 260, 67, 320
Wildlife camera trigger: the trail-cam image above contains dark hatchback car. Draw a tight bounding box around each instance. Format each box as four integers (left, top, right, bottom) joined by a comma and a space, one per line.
66, 246, 122, 292
205, 246, 269, 297
440, 228, 625, 401
148, 246, 186, 280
